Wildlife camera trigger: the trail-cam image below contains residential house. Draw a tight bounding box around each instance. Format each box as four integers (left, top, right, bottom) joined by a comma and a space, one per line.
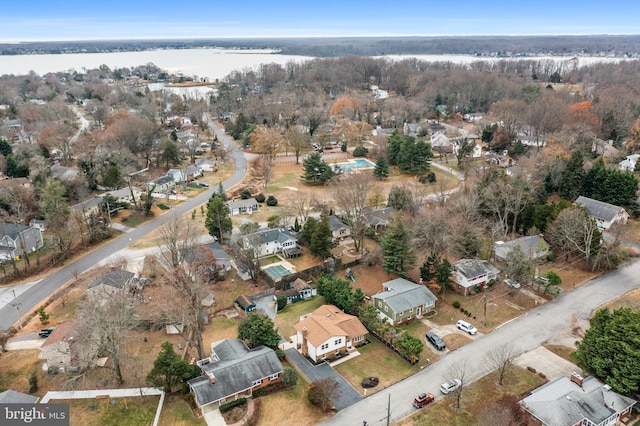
372, 126, 394, 138
493, 236, 549, 262
184, 242, 232, 282
373, 278, 437, 325
236, 295, 256, 312
195, 157, 216, 172
86, 268, 136, 300
39, 321, 88, 372
430, 132, 454, 154
403, 122, 422, 137
102, 187, 140, 205
365, 207, 394, 230
328, 215, 350, 242
0, 389, 39, 404
463, 113, 483, 123
188, 339, 283, 412
148, 175, 175, 192
575, 196, 629, 230
427, 122, 446, 135
592, 139, 619, 159
202, 241, 232, 271
294, 305, 367, 362
226, 198, 259, 216
167, 165, 202, 183
453, 259, 500, 295
279, 278, 317, 303
28, 219, 46, 232
485, 152, 515, 168
240, 228, 299, 258
520, 373, 636, 426
619, 154, 640, 171
70, 197, 102, 220
0, 223, 44, 261
51, 164, 79, 181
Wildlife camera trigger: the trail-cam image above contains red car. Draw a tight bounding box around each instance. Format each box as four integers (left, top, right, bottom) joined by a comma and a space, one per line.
413, 392, 435, 409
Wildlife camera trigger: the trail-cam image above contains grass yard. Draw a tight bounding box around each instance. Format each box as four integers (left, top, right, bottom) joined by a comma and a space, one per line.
201, 315, 240, 345
52, 397, 159, 426
0, 349, 41, 395
398, 367, 546, 425
334, 338, 424, 396
604, 286, 640, 311
544, 344, 578, 365
159, 394, 205, 426
275, 297, 325, 340
257, 371, 329, 426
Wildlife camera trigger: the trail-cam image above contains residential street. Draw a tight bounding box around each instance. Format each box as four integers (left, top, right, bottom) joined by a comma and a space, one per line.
0, 120, 246, 330
319, 258, 640, 426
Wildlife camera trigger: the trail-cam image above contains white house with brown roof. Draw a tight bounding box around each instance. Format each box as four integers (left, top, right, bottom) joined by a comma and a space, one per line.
294, 305, 367, 362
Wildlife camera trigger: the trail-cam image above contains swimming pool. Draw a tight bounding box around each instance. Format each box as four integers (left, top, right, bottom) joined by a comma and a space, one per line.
334, 158, 376, 172
263, 264, 293, 280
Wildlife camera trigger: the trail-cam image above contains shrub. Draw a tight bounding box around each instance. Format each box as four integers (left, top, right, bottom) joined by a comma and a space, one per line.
282, 367, 298, 388
353, 146, 369, 157
28, 372, 38, 394
547, 251, 556, 261
255, 193, 266, 203
266, 195, 278, 206
452, 300, 461, 309
418, 172, 437, 184
220, 398, 247, 413
157, 203, 170, 210
276, 295, 287, 311
341, 144, 347, 152
460, 307, 465, 312
240, 188, 251, 199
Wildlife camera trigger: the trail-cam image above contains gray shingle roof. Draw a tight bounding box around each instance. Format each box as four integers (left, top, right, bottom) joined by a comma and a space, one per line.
244, 228, 297, 245
375, 278, 437, 313
226, 198, 258, 210
87, 268, 135, 290
328, 215, 348, 232
204, 242, 231, 268
188, 339, 283, 407
454, 259, 499, 279
493, 236, 549, 260
0, 389, 38, 403
0, 223, 30, 240
521, 376, 636, 426
575, 196, 626, 223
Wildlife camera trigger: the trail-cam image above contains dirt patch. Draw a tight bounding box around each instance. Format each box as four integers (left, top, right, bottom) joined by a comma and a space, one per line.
442, 333, 472, 351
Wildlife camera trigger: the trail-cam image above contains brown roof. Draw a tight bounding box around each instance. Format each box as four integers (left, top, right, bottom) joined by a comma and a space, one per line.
294, 305, 367, 347
291, 278, 309, 292
41, 321, 77, 348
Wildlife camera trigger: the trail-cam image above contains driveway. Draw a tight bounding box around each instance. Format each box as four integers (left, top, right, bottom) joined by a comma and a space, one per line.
513, 347, 581, 381
5, 333, 45, 350
253, 295, 277, 320
285, 348, 362, 410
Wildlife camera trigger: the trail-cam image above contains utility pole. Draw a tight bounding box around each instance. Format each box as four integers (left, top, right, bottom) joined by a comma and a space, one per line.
386, 393, 391, 426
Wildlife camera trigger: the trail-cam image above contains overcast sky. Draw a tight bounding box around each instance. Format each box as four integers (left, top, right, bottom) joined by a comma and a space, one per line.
3, 0, 640, 42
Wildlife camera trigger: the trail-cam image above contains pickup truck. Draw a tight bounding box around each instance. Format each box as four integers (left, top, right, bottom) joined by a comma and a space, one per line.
38, 328, 54, 338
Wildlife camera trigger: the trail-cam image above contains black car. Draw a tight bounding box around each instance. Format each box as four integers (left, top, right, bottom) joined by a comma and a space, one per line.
38, 328, 54, 338
426, 331, 446, 351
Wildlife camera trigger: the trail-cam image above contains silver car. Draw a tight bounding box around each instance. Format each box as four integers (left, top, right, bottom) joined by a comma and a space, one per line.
440, 379, 462, 394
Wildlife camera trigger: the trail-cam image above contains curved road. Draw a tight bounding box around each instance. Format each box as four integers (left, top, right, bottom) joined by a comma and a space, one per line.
320, 259, 640, 426
0, 120, 246, 330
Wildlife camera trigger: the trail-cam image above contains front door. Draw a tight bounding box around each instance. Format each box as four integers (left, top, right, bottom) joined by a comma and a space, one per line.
416, 307, 421, 316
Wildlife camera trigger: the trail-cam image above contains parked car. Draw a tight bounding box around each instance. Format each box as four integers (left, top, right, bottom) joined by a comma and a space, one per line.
456, 320, 478, 335
503, 278, 521, 289
535, 275, 550, 285
426, 331, 446, 351
440, 379, 462, 394
197, 182, 210, 187
413, 392, 435, 409
38, 328, 54, 338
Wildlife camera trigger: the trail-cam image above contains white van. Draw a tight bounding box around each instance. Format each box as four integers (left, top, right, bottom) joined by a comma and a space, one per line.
456, 320, 478, 335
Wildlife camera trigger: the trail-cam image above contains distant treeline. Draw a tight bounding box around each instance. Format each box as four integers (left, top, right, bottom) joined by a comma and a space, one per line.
1, 35, 640, 57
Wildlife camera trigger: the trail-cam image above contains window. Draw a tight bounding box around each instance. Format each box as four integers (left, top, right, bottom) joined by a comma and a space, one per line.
354, 335, 363, 342
268, 373, 279, 381
384, 306, 388, 312
378, 301, 382, 308
251, 379, 263, 386
334, 339, 341, 345
409, 307, 413, 312
321, 343, 329, 350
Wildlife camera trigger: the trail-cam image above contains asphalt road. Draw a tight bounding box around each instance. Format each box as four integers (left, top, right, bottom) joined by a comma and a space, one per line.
319, 258, 640, 426
0, 120, 246, 330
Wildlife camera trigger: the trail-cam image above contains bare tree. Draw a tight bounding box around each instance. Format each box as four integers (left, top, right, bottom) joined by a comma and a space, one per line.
331, 172, 371, 252
546, 207, 600, 266
291, 190, 313, 223
483, 344, 518, 386
157, 213, 200, 269
285, 126, 312, 164
251, 155, 274, 189
411, 210, 450, 256
76, 290, 137, 385
446, 359, 471, 410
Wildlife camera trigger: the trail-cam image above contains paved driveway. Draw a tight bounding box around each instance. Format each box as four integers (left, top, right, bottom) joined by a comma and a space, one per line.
253, 295, 276, 320
285, 348, 362, 410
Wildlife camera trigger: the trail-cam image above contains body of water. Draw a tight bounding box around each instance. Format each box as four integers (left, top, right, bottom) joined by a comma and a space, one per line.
0, 48, 633, 82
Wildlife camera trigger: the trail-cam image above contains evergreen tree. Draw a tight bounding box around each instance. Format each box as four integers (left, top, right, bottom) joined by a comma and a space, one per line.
310, 214, 332, 257
147, 342, 197, 392
238, 313, 280, 350
302, 153, 334, 184
373, 156, 389, 179
558, 150, 585, 200
435, 258, 453, 295
382, 213, 415, 275
205, 194, 232, 241
161, 141, 181, 168
300, 218, 317, 244
420, 254, 440, 283
217, 182, 227, 201
387, 130, 404, 166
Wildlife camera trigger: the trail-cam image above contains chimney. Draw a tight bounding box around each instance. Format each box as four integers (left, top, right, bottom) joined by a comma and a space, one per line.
301, 327, 308, 356
206, 371, 216, 384
570, 372, 584, 387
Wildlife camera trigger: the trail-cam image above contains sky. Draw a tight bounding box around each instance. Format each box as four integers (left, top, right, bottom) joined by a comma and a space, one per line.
2, 1, 640, 42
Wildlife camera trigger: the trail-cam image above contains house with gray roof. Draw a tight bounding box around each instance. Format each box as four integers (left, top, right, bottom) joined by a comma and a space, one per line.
0, 223, 44, 262
618, 153, 640, 171
0, 389, 39, 404
226, 198, 259, 216
87, 268, 136, 300
373, 278, 437, 325
195, 157, 216, 172
493, 235, 549, 261
147, 175, 175, 192
240, 228, 299, 258
520, 373, 636, 426
575, 196, 629, 230
188, 339, 283, 412
453, 259, 500, 295
328, 215, 350, 241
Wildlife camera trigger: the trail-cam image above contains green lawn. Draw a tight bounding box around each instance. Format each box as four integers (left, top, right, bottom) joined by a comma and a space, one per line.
159, 395, 205, 426
399, 367, 546, 425
265, 172, 299, 194
334, 338, 422, 396
275, 297, 325, 340
53, 397, 160, 426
